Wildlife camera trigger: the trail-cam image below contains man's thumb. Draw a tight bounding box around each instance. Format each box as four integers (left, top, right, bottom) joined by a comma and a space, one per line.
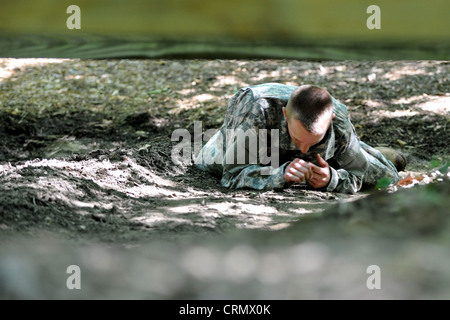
316, 153, 328, 167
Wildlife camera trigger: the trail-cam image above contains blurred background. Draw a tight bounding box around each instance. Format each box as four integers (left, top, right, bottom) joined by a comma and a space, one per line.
0, 0, 449, 59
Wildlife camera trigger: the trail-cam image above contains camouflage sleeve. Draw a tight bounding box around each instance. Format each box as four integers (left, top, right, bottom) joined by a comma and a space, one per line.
220, 136, 290, 190
221, 162, 290, 190
326, 128, 369, 194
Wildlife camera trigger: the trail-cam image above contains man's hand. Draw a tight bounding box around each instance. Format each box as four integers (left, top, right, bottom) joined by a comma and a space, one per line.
284, 158, 313, 183
306, 154, 331, 189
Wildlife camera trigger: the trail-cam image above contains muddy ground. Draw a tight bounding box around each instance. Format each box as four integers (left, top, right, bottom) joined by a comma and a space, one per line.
0, 59, 449, 299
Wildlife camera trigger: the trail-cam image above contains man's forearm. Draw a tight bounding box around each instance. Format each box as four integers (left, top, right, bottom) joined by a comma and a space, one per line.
326, 166, 364, 193
221, 163, 290, 190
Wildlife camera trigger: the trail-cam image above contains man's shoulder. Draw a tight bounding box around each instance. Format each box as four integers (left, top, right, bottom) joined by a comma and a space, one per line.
331, 96, 349, 120
240, 83, 297, 101
225, 83, 293, 127
331, 96, 355, 143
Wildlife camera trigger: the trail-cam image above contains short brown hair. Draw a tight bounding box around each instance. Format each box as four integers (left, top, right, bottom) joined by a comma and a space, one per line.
287, 85, 333, 133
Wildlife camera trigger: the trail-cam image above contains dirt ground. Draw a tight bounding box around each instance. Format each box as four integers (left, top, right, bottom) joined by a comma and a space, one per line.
0, 59, 449, 299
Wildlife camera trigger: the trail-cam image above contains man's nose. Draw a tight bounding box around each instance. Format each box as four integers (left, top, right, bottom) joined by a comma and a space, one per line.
299, 144, 310, 154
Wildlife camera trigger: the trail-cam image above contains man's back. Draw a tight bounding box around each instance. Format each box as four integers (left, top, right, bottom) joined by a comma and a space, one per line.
196, 83, 400, 193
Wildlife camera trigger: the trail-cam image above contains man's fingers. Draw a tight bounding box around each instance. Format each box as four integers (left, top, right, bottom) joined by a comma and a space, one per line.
293, 163, 312, 178
307, 177, 323, 188
285, 172, 301, 183
298, 159, 310, 165
310, 176, 326, 183
316, 153, 328, 168
310, 164, 327, 175
288, 167, 306, 180
292, 159, 310, 168
307, 176, 320, 188
287, 158, 328, 184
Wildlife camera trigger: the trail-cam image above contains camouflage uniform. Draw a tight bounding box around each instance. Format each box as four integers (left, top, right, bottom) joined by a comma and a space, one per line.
194, 83, 399, 193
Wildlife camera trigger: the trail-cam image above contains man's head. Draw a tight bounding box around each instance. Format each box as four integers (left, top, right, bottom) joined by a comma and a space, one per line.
283, 85, 335, 154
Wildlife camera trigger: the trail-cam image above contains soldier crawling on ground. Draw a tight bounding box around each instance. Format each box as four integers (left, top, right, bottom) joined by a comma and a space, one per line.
194, 83, 406, 193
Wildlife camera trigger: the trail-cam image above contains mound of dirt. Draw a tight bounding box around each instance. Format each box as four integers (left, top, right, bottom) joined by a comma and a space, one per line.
1, 177, 448, 299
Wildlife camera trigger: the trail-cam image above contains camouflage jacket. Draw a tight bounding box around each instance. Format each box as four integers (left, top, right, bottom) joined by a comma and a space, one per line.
215, 83, 370, 193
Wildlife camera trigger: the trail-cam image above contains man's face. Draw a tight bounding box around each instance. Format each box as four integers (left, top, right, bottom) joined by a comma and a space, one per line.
283, 107, 332, 154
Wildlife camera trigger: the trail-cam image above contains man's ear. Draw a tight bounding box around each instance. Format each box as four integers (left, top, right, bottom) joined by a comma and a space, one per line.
332, 113, 336, 119
282, 107, 288, 120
